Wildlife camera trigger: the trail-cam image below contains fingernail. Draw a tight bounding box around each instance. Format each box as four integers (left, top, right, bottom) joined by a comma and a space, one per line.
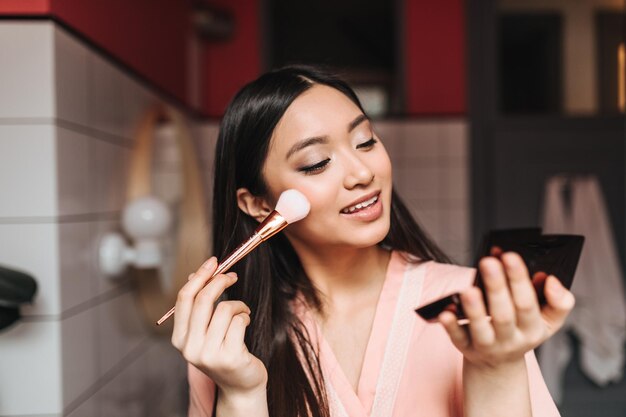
437, 311, 451, 324
201, 257, 217, 270
548, 276, 563, 296
482, 258, 498, 274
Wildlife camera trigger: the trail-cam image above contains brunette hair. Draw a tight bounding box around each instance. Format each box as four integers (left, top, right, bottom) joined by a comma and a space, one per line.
212, 65, 451, 416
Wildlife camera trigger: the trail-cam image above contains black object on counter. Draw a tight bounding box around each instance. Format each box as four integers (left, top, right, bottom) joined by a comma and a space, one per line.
0, 265, 37, 331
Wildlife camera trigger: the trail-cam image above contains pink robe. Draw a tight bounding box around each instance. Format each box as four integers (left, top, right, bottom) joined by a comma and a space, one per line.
188, 251, 561, 416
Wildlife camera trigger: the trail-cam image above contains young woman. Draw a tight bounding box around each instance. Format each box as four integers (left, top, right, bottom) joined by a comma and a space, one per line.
171, 66, 574, 417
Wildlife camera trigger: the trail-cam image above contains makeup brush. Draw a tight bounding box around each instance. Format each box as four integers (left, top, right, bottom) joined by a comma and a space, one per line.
156, 189, 310, 325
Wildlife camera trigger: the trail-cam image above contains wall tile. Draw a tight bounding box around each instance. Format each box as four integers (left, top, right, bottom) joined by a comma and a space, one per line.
94, 367, 124, 417
59, 221, 94, 312
121, 349, 150, 417
61, 308, 98, 408
395, 165, 442, 202
66, 395, 97, 417
440, 207, 470, 244
193, 122, 219, 163
0, 321, 62, 415
120, 73, 159, 141
405, 203, 441, 242
93, 139, 130, 213
442, 165, 469, 203
11, 414, 63, 417
379, 119, 472, 265
0, 125, 94, 219
440, 239, 473, 267
96, 292, 149, 378
401, 121, 441, 159
89, 54, 124, 138
0, 223, 61, 316
0, 22, 55, 118
57, 127, 94, 216
140, 340, 188, 416
440, 120, 468, 160
0, 125, 57, 218
194, 122, 219, 227
92, 343, 185, 417
54, 27, 89, 126
373, 120, 404, 164
93, 342, 186, 417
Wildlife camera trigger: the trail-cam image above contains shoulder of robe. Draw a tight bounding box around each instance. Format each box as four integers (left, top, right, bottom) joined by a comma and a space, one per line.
407, 257, 476, 301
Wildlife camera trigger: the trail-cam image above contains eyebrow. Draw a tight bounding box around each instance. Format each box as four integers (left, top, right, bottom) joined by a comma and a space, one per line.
285, 114, 369, 160
348, 114, 368, 132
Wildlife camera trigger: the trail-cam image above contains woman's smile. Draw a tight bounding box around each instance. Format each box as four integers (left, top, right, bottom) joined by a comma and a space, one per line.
339, 191, 382, 221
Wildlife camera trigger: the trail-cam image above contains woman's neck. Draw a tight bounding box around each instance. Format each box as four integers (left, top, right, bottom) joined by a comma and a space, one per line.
291, 243, 392, 313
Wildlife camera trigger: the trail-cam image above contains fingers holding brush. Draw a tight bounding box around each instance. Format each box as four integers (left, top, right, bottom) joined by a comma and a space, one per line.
183, 272, 239, 360
203, 300, 250, 354
172, 256, 217, 349
170, 257, 268, 395
171, 257, 236, 355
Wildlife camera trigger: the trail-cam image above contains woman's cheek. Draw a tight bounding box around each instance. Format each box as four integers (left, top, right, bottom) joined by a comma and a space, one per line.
375, 149, 393, 179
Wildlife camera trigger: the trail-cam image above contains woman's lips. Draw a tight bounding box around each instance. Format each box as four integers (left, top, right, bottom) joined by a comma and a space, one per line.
341, 190, 380, 212
340, 193, 383, 221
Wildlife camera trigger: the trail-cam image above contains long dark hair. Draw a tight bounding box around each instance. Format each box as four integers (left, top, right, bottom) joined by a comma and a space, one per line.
212, 65, 452, 416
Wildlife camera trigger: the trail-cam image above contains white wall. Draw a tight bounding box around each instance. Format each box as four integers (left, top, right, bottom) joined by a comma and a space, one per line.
374, 120, 471, 265
0, 22, 187, 417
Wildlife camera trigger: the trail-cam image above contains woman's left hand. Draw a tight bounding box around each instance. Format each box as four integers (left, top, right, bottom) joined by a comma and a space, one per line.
438, 251, 575, 369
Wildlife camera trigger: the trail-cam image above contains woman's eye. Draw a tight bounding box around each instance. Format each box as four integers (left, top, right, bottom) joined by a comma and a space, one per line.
298, 158, 330, 174
356, 137, 377, 149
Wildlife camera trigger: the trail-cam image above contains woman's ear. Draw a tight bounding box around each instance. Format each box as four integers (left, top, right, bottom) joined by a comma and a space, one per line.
236, 188, 272, 222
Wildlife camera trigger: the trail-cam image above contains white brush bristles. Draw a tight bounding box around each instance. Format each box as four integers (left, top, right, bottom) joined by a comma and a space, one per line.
275, 189, 310, 224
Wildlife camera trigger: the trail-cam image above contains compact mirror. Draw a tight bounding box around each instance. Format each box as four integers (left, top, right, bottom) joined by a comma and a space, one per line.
415, 228, 585, 322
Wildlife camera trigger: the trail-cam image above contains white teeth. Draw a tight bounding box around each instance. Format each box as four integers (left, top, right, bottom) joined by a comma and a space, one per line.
342, 195, 378, 214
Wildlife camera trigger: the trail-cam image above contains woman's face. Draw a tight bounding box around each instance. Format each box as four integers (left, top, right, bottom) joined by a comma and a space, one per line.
260, 84, 393, 250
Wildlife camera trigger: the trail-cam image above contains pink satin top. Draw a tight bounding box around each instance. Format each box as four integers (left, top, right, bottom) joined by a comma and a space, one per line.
187, 251, 561, 416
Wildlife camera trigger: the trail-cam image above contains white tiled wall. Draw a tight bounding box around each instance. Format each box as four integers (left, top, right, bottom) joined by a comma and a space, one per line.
0, 22, 187, 417
375, 119, 472, 265
0, 22, 55, 119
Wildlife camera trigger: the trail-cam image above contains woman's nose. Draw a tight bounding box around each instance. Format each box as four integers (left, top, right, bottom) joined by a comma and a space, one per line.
343, 154, 375, 189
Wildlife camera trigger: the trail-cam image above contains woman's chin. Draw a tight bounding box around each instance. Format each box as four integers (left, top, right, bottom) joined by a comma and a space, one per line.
341, 220, 391, 248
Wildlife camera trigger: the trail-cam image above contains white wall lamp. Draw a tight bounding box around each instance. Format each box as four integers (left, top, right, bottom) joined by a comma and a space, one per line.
97, 105, 209, 333
99, 195, 172, 276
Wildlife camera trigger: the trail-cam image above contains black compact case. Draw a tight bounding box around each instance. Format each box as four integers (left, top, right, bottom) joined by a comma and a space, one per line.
415, 228, 585, 322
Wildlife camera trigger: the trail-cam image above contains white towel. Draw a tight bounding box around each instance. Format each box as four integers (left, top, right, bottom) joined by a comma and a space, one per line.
538, 174, 626, 403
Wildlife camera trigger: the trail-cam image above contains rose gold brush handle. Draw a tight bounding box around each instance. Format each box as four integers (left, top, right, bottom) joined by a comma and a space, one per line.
155, 233, 262, 325
155, 211, 289, 326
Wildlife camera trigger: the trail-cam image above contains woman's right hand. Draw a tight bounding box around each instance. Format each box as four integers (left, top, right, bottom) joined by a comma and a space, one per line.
171, 256, 268, 402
